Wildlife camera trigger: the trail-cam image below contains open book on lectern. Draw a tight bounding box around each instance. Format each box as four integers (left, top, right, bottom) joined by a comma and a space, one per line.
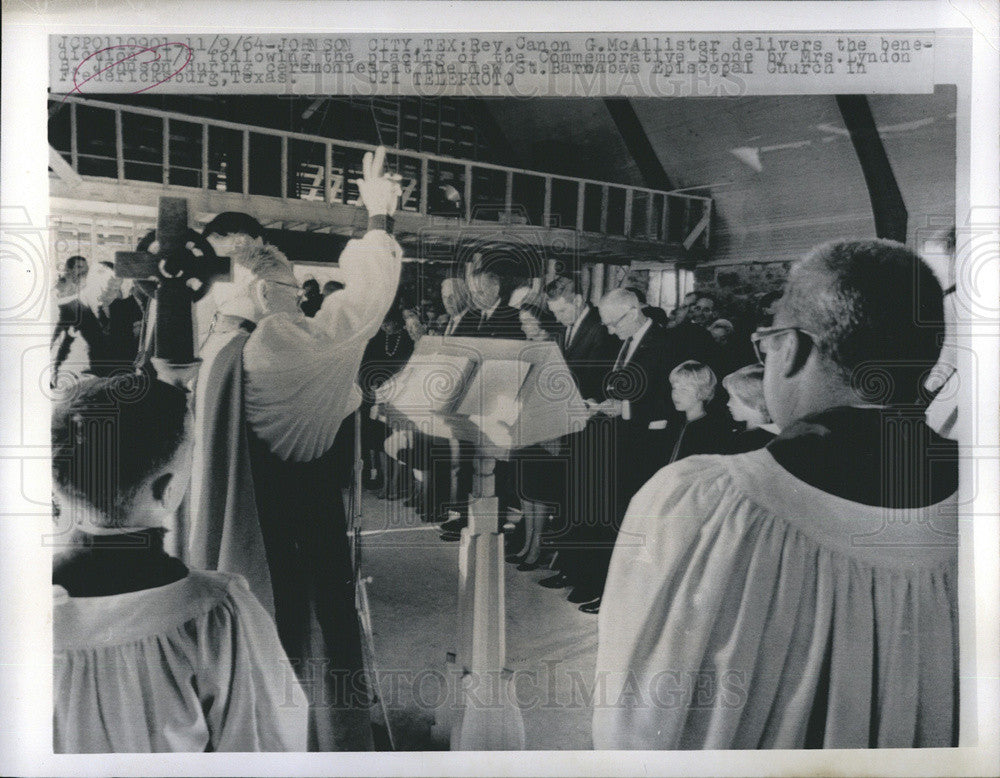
375, 335, 592, 451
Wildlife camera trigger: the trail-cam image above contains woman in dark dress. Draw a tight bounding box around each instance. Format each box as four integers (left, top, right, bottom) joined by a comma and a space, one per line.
358, 308, 414, 494
508, 304, 566, 569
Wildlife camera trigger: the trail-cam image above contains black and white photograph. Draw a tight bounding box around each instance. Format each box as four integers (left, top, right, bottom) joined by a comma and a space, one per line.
1, 2, 998, 776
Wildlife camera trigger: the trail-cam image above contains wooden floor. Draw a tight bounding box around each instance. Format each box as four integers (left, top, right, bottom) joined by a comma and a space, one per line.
357, 491, 599, 750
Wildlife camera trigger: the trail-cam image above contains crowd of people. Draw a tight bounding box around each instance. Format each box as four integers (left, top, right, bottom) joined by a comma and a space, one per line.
51, 145, 959, 752
361, 270, 785, 614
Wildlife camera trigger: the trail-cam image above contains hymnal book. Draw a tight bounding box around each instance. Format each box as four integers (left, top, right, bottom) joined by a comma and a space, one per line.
455, 358, 533, 418
379, 353, 476, 413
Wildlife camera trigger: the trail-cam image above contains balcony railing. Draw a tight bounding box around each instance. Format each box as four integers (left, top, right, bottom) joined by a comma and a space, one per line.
49, 96, 712, 250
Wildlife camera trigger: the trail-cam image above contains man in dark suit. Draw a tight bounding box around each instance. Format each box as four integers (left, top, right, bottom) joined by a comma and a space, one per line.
438, 264, 524, 539
670, 291, 720, 369
544, 275, 617, 401
464, 266, 525, 340
566, 287, 687, 613
534, 276, 619, 595
52, 261, 143, 382
441, 276, 476, 337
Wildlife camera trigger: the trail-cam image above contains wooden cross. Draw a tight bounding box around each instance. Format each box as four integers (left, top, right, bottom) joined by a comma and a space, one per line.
115, 196, 230, 378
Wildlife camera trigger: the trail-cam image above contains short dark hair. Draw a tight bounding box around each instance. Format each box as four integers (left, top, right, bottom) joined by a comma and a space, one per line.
519, 302, 546, 321
782, 239, 945, 403
759, 290, 783, 308
65, 255, 88, 272
51, 374, 189, 527
545, 275, 583, 302
470, 266, 501, 283
302, 278, 320, 294
626, 286, 648, 305
323, 280, 344, 295
202, 212, 264, 240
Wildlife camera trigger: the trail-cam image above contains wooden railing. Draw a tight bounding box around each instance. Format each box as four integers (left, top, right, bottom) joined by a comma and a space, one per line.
49, 96, 712, 249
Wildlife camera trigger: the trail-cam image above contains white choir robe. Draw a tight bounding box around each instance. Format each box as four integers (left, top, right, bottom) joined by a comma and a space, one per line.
593, 449, 958, 750
53, 571, 308, 753
188, 228, 402, 607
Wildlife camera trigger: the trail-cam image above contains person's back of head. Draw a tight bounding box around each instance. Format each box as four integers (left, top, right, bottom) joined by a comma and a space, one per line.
770, 239, 944, 416
202, 212, 267, 273
723, 364, 772, 428
709, 318, 735, 345
202, 211, 265, 242
52, 375, 191, 533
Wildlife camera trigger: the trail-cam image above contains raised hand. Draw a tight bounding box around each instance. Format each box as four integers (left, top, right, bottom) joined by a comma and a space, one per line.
355, 146, 403, 217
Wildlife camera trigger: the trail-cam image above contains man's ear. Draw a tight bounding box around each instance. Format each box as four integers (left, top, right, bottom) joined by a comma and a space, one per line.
250, 278, 269, 309
150, 472, 174, 506
783, 330, 812, 377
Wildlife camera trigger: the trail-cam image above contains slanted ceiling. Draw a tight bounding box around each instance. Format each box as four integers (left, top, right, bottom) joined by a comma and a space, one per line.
484, 89, 956, 266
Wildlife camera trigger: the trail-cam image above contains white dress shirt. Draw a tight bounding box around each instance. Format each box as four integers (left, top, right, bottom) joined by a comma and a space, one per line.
565, 305, 590, 348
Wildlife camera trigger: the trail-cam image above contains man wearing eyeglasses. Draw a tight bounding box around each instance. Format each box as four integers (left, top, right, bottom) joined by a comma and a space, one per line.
595, 239, 959, 750
562, 287, 686, 614
188, 148, 403, 751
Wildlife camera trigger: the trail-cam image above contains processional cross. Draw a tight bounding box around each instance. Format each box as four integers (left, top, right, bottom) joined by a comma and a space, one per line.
115, 196, 231, 384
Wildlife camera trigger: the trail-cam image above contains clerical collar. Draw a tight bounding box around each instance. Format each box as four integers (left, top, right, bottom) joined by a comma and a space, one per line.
767, 406, 958, 508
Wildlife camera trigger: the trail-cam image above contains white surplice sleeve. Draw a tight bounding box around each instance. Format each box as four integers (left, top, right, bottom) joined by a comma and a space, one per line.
242, 230, 402, 461
200, 575, 309, 752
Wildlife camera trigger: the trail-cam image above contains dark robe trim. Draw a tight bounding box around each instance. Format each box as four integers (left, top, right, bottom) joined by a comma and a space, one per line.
53, 527, 188, 597
767, 406, 958, 509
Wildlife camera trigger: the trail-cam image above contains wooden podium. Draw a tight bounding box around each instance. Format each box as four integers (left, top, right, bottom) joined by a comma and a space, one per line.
376, 335, 591, 750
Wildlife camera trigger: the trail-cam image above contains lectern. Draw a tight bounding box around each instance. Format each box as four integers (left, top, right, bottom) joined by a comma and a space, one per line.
377, 335, 591, 750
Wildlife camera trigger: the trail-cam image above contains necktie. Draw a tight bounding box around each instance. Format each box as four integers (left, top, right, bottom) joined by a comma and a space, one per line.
565, 322, 575, 349
615, 337, 632, 370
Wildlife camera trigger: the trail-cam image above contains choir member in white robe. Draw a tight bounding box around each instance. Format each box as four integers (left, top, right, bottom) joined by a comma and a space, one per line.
52, 375, 307, 753
188, 148, 402, 751
593, 240, 959, 749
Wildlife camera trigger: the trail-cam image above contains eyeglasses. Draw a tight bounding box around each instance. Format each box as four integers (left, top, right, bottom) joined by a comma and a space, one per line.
603, 308, 635, 332
750, 325, 820, 365
268, 279, 301, 290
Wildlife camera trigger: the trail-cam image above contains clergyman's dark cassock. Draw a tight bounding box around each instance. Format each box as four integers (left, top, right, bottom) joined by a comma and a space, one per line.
188, 230, 401, 751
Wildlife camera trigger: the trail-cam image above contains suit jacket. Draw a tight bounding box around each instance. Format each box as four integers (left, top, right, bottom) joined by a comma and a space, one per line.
52, 296, 143, 379
464, 304, 526, 339
605, 321, 686, 430
668, 321, 718, 372
443, 308, 477, 337
562, 305, 617, 402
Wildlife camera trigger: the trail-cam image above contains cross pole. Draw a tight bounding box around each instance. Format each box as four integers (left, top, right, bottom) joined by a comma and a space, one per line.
115, 196, 230, 384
